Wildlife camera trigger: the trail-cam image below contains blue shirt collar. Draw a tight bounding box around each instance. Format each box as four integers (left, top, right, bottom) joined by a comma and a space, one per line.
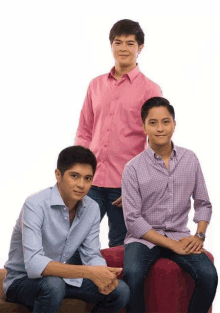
50, 184, 86, 217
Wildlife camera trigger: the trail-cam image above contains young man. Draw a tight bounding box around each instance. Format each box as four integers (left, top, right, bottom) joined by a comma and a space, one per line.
3, 146, 130, 313
122, 97, 218, 313
75, 19, 162, 247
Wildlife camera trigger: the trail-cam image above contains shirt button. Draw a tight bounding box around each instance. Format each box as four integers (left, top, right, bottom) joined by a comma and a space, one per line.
63, 261, 66, 264
65, 216, 68, 220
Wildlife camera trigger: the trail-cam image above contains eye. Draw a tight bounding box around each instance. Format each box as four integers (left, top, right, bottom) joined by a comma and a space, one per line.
149, 121, 156, 125
86, 177, 92, 181
164, 120, 170, 124
71, 174, 78, 179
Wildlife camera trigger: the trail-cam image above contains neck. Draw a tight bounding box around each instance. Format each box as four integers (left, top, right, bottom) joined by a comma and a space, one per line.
114, 63, 136, 80
57, 185, 78, 212
150, 141, 173, 159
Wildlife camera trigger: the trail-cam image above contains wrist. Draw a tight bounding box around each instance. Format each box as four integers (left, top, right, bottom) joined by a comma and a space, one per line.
165, 238, 177, 250
195, 232, 205, 241
84, 266, 94, 280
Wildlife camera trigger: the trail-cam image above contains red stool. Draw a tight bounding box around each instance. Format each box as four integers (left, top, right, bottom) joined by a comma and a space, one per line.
101, 245, 213, 313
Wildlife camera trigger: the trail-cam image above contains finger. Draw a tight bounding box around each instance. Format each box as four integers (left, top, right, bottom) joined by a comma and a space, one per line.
195, 243, 203, 251
185, 241, 197, 252
108, 267, 123, 273
188, 242, 201, 254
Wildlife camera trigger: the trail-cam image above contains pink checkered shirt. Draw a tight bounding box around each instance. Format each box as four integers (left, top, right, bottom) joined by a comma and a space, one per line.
75, 66, 162, 187
122, 144, 212, 248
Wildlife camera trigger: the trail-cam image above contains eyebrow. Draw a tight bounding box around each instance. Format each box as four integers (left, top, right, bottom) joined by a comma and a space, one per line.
114, 39, 136, 43
69, 171, 93, 178
148, 117, 171, 121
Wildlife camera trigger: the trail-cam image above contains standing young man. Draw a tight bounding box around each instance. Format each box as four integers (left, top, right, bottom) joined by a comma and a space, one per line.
3, 146, 129, 313
122, 97, 218, 313
75, 19, 162, 247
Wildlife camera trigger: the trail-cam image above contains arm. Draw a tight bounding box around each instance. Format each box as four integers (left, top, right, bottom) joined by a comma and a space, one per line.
21, 202, 53, 278
179, 156, 211, 254
78, 209, 107, 267
74, 83, 94, 148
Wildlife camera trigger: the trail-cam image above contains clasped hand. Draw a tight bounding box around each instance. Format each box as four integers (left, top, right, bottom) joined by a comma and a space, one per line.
90, 266, 122, 295
173, 235, 204, 255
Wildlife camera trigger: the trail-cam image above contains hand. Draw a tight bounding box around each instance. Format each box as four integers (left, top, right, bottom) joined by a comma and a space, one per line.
178, 235, 204, 254
89, 266, 122, 292
170, 241, 191, 255
112, 196, 122, 207
98, 277, 119, 295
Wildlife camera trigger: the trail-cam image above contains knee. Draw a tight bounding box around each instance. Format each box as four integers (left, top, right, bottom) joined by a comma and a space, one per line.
198, 263, 218, 291
38, 276, 66, 301
123, 263, 145, 286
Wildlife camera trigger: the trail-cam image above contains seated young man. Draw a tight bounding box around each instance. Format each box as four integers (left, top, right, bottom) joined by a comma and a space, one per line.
122, 97, 218, 313
3, 146, 130, 313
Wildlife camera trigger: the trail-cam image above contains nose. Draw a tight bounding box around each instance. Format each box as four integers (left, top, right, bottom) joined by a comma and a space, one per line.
77, 178, 84, 189
157, 122, 164, 132
120, 42, 127, 50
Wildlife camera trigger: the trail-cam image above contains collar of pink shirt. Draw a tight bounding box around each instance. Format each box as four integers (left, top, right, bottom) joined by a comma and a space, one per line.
108, 65, 140, 83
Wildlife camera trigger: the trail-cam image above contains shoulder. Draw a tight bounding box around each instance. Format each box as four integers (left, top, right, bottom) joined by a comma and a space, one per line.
123, 150, 146, 175
25, 187, 52, 207
83, 195, 100, 217
89, 73, 109, 86
176, 145, 199, 163
138, 72, 161, 91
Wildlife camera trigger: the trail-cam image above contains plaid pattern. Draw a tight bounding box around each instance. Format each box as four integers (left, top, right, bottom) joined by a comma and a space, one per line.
122, 144, 212, 248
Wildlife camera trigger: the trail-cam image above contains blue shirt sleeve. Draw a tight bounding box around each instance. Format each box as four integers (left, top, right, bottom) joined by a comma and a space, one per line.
78, 208, 107, 266
21, 201, 52, 278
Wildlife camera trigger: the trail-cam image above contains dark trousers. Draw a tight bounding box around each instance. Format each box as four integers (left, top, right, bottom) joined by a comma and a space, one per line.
87, 186, 127, 247
123, 242, 218, 313
6, 275, 130, 313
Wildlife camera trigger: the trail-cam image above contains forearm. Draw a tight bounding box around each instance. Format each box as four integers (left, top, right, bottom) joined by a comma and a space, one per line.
41, 260, 92, 280
142, 229, 176, 249
196, 220, 208, 234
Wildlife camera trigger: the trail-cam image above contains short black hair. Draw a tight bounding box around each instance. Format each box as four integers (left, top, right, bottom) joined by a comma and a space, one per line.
57, 146, 97, 176
109, 19, 144, 46
141, 97, 175, 124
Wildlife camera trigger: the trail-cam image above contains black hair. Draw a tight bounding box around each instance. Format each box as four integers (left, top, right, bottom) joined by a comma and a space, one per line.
141, 97, 175, 124
57, 146, 97, 176
109, 19, 144, 46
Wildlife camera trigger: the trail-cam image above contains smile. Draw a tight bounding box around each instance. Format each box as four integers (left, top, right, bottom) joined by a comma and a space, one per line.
74, 191, 84, 195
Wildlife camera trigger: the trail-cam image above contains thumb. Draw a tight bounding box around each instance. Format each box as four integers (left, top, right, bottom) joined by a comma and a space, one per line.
108, 267, 123, 273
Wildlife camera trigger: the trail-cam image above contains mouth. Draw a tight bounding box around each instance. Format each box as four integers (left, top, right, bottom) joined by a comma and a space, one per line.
155, 135, 166, 137
73, 191, 84, 195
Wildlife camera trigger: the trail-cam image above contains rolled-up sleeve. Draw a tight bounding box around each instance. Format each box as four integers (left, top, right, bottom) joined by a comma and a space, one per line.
192, 157, 212, 223
74, 82, 94, 148
122, 164, 152, 238
21, 202, 52, 278
79, 208, 106, 266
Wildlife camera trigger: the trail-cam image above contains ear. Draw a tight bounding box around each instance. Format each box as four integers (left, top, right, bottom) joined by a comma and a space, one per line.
55, 169, 62, 183
142, 123, 147, 135
138, 44, 144, 54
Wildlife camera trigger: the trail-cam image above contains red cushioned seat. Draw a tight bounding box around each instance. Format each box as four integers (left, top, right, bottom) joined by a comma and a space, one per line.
101, 246, 213, 313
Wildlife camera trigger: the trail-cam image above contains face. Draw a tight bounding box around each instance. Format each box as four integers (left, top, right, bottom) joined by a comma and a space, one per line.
55, 163, 94, 208
142, 106, 176, 148
111, 34, 143, 68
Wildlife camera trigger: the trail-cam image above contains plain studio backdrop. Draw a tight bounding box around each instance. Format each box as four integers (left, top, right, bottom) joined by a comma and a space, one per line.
0, 0, 219, 311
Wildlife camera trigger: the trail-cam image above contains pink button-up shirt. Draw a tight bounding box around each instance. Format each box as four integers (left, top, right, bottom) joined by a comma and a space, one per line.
75, 66, 162, 187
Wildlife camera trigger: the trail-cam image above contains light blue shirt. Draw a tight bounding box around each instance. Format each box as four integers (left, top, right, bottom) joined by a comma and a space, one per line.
3, 184, 106, 295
